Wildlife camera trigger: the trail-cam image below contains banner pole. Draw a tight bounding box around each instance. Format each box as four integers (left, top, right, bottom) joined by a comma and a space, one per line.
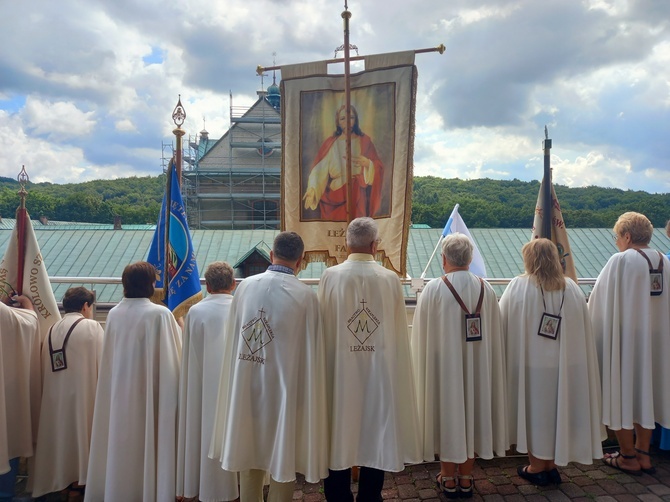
256, 45, 446, 75
342, 5, 353, 223
15, 166, 30, 295
542, 126, 552, 239
172, 96, 186, 188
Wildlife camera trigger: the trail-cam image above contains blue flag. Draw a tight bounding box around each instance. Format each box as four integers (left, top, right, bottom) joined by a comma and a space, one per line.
147, 160, 202, 318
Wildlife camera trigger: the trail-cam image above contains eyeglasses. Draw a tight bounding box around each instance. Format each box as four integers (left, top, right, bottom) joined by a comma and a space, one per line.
612, 234, 619, 242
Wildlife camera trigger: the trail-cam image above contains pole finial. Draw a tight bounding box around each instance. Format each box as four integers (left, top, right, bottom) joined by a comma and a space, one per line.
17, 165, 29, 209
172, 95, 186, 127
545, 125, 548, 140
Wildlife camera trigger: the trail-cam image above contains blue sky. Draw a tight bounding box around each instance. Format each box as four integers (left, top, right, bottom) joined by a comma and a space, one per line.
0, 0, 669, 193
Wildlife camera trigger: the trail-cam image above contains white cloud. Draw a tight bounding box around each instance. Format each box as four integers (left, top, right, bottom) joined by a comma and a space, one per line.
20, 99, 96, 141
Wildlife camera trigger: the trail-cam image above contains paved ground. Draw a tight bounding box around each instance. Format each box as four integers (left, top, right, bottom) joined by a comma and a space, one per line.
13, 446, 670, 501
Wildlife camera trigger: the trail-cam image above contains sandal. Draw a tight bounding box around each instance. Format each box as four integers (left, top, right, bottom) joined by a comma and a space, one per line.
435, 472, 459, 499
602, 451, 642, 476
459, 474, 474, 499
635, 448, 657, 475
517, 465, 549, 486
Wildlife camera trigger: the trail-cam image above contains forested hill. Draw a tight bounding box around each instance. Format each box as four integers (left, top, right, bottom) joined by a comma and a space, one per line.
0, 175, 667, 228
412, 177, 669, 229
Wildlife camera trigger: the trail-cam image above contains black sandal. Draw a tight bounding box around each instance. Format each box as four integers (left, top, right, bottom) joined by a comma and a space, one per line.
459, 474, 474, 499
635, 448, 657, 475
602, 451, 642, 476
436, 472, 459, 499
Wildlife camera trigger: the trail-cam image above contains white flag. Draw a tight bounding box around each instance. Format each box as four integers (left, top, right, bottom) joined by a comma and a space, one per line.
443, 205, 487, 278
0, 212, 61, 336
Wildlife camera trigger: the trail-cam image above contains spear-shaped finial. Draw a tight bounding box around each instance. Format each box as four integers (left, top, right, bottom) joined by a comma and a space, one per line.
17, 165, 29, 209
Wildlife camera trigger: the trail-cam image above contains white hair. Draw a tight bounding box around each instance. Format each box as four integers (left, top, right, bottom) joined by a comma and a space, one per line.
441, 233, 473, 268
346, 217, 378, 249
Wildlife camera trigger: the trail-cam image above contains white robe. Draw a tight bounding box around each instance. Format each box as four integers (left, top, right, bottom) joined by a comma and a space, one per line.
412, 271, 508, 463
177, 294, 238, 502
501, 276, 604, 465
209, 270, 328, 483
84, 298, 181, 502
318, 254, 421, 472
0, 303, 39, 475
32, 313, 104, 496
589, 248, 670, 430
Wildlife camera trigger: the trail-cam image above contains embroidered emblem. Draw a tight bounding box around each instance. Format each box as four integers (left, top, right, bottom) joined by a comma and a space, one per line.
241, 308, 274, 355
347, 299, 379, 347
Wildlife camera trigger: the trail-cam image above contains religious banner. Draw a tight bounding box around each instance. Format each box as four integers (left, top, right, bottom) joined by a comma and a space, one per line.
147, 159, 202, 318
0, 210, 61, 336
531, 179, 578, 282
281, 51, 417, 276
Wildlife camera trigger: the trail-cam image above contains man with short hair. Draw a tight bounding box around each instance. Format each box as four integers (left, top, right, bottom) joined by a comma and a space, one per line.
85, 262, 181, 502
32, 287, 104, 501
318, 217, 421, 502
210, 232, 328, 502
177, 262, 238, 502
0, 295, 38, 497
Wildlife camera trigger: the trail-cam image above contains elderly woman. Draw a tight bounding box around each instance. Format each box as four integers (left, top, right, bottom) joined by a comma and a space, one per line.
590, 212, 670, 475
411, 233, 507, 499
500, 239, 603, 485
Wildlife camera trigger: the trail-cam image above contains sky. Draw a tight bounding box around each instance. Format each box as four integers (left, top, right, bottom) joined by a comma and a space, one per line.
1, 0, 669, 193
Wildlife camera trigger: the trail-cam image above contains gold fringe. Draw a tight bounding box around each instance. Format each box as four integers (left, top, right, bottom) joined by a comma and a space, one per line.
150, 287, 166, 305
172, 292, 203, 320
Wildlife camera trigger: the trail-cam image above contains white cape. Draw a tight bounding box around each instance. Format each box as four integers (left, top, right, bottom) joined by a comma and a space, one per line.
0, 303, 39, 475
501, 276, 604, 465
319, 254, 422, 472
589, 248, 670, 430
84, 298, 181, 502
32, 313, 104, 496
411, 271, 508, 463
209, 271, 328, 483
177, 294, 238, 502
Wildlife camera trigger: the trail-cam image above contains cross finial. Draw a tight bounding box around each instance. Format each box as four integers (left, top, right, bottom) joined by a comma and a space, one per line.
544, 125, 548, 140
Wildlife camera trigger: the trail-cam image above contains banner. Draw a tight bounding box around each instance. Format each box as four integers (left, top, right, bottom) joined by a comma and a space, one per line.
147, 160, 202, 318
443, 205, 487, 278
0, 211, 61, 336
281, 51, 417, 276
531, 179, 578, 281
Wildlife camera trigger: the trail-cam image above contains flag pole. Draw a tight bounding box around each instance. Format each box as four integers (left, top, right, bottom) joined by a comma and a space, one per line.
420, 203, 459, 279
342, 2, 354, 223
172, 95, 186, 187
542, 126, 552, 239
15, 166, 30, 295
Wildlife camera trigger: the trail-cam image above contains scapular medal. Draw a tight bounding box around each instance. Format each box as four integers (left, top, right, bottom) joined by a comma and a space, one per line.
442, 275, 485, 343
48, 317, 85, 372
537, 286, 564, 341
635, 249, 664, 297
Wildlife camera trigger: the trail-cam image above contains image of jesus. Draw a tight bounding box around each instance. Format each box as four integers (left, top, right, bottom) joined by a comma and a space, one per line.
303, 105, 384, 221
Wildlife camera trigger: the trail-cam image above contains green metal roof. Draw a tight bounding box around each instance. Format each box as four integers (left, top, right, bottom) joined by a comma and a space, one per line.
1, 227, 668, 303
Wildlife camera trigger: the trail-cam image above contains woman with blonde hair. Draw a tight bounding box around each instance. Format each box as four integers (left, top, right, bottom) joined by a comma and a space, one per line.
500, 238, 604, 485
590, 212, 670, 475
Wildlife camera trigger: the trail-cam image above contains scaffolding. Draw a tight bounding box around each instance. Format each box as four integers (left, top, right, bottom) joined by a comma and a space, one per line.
179, 90, 282, 229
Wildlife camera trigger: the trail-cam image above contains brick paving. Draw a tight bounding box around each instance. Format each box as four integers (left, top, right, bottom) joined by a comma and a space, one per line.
15, 446, 670, 501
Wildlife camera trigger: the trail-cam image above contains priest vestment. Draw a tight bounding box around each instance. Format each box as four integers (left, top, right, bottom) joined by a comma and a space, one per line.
412, 271, 508, 463
318, 254, 421, 472
84, 298, 181, 502
177, 294, 238, 502
32, 313, 104, 497
209, 270, 328, 484
589, 248, 670, 431
0, 302, 39, 475
501, 276, 604, 465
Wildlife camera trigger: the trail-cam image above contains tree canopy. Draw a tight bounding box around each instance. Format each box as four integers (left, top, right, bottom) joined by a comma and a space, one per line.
0, 175, 667, 228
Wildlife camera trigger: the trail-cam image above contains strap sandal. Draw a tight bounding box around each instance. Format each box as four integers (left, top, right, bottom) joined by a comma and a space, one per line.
517, 465, 549, 486
435, 473, 459, 499
602, 451, 643, 476
458, 474, 474, 499
635, 448, 657, 475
